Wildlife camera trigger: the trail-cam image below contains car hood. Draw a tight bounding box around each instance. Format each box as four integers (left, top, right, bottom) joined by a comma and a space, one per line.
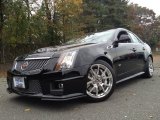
16, 43, 95, 61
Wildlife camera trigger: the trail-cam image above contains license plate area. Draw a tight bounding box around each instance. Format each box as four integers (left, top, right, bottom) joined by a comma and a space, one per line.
13, 77, 25, 89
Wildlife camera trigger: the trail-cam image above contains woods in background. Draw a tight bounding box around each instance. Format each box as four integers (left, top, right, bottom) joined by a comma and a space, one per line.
0, 0, 160, 47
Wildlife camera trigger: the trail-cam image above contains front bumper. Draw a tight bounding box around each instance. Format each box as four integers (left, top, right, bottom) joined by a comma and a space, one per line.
7, 88, 86, 101
7, 66, 89, 101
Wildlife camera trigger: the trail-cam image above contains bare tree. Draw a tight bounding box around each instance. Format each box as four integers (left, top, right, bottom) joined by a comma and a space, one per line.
24, 0, 32, 42
43, 0, 55, 44
0, 0, 5, 63
0, 0, 4, 42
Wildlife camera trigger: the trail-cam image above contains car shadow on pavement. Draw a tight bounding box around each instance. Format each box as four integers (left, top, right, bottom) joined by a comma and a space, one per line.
116, 76, 147, 89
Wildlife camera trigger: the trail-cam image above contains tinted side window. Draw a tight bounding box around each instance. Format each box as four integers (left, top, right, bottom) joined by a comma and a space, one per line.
128, 32, 140, 43
118, 31, 131, 43
134, 34, 144, 43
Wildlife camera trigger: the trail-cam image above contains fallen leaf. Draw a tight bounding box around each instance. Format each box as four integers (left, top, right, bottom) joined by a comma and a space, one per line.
133, 93, 136, 96
149, 115, 153, 119
24, 108, 31, 112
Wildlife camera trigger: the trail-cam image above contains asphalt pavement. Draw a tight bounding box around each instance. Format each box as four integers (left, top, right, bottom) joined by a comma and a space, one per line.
0, 60, 160, 120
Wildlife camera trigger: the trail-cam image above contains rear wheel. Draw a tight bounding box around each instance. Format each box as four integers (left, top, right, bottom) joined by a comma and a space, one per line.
86, 60, 115, 102
143, 56, 154, 78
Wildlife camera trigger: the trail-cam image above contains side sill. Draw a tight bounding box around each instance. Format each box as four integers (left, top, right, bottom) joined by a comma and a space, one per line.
116, 72, 145, 84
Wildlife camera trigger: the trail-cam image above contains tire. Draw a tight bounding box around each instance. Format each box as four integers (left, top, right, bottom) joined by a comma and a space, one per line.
86, 60, 116, 102
143, 56, 154, 78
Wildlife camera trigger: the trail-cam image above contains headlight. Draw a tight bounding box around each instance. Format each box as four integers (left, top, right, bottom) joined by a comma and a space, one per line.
12, 60, 17, 70
55, 50, 78, 71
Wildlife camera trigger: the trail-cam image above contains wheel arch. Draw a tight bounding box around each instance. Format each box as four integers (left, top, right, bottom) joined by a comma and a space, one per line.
149, 54, 153, 62
94, 56, 113, 68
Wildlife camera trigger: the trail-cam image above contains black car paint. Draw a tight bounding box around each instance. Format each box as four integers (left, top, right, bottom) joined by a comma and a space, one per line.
7, 28, 152, 101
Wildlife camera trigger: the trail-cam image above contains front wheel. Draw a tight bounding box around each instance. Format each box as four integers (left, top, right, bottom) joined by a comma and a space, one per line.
86, 60, 116, 102
143, 56, 154, 78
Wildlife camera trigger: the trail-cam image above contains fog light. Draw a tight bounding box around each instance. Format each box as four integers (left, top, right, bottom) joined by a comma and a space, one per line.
58, 83, 63, 89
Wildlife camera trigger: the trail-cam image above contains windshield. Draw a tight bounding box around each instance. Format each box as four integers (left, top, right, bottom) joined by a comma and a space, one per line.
66, 29, 116, 44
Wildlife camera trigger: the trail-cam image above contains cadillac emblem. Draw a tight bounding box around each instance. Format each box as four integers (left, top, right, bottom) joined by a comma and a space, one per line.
21, 61, 29, 70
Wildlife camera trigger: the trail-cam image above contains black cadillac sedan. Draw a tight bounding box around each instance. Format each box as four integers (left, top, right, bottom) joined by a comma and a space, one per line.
7, 28, 154, 102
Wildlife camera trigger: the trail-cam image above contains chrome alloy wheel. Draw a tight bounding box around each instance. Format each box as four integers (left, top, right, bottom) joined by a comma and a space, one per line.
86, 64, 113, 99
148, 57, 154, 76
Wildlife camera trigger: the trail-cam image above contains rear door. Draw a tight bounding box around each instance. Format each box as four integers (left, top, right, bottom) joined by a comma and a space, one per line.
128, 32, 146, 72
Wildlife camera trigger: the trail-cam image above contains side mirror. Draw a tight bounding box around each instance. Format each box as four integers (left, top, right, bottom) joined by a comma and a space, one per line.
118, 34, 131, 43
113, 34, 131, 47
113, 41, 118, 48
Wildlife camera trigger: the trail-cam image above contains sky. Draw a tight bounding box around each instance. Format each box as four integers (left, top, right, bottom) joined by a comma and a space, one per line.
129, 0, 160, 16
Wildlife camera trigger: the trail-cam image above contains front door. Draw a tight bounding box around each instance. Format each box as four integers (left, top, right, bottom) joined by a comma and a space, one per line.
115, 43, 138, 80
113, 31, 138, 80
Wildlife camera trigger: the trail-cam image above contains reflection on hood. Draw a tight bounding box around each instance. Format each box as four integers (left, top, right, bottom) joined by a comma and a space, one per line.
34, 47, 57, 53
34, 43, 95, 54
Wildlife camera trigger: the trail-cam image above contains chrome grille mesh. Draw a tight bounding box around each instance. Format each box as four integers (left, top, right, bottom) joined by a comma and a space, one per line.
15, 59, 48, 72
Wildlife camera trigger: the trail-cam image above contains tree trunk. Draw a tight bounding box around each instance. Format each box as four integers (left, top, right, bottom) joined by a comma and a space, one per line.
24, 0, 32, 43
44, 0, 52, 21
0, 0, 4, 63
0, 0, 4, 42
44, 0, 55, 44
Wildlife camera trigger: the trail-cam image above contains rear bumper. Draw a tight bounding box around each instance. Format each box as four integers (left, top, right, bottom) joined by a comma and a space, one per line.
6, 66, 89, 101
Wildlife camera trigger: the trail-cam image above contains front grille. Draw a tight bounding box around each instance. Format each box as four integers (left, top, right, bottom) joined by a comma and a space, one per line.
13, 80, 42, 94
15, 59, 48, 72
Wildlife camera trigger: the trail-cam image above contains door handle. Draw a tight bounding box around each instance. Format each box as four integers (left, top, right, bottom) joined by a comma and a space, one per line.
131, 48, 136, 52
106, 45, 113, 49
143, 47, 145, 50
